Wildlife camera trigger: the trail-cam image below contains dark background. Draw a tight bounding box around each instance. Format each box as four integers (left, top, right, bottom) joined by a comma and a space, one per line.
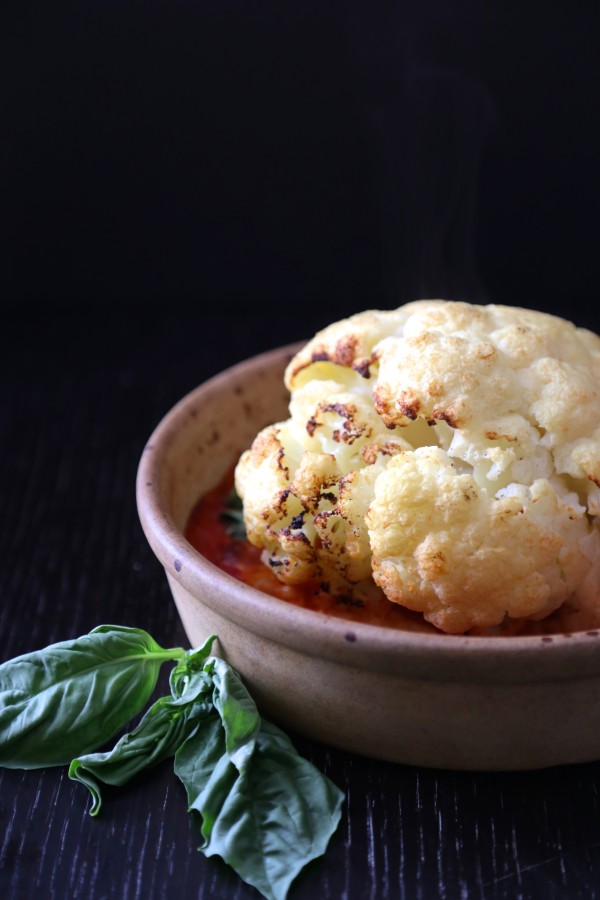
2, 4, 600, 900
2, 1, 598, 334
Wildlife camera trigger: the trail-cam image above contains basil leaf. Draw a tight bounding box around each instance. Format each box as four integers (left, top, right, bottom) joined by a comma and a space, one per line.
175, 659, 344, 900
220, 488, 247, 540
226, 719, 344, 900
0, 625, 184, 768
69, 694, 211, 816
175, 714, 237, 842
206, 656, 261, 771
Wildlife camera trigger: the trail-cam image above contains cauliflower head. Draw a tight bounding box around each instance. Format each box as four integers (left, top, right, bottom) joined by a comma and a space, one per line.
235, 300, 600, 633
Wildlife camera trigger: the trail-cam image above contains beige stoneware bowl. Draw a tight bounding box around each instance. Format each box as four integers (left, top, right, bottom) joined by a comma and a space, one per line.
137, 343, 600, 771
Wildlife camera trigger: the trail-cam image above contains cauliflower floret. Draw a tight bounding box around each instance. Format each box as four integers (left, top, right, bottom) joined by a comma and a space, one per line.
365, 447, 594, 633
284, 300, 441, 388
235, 299, 600, 633
236, 369, 412, 592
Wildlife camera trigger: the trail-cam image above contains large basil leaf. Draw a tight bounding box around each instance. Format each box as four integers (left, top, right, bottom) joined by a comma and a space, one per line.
0, 625, 184, 768
175, 659, 344, 900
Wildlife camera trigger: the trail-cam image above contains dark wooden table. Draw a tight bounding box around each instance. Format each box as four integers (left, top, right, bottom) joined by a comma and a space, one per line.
2, 304, 600, 900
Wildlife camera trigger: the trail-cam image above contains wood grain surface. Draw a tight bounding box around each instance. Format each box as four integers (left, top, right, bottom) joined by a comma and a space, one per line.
2, 307, 600, 900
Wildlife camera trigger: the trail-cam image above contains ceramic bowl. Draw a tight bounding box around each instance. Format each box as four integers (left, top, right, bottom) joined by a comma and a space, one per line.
136, 343, 600, 771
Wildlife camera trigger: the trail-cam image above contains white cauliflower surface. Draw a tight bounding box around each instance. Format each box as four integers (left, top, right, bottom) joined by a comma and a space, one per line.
235, 300, 600, 634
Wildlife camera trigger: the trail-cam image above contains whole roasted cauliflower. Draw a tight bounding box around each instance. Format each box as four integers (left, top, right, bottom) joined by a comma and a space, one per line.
234, 300, 600, 633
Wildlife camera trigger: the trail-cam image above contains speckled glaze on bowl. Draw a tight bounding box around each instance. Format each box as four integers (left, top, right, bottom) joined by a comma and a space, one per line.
137, 343, 600, 770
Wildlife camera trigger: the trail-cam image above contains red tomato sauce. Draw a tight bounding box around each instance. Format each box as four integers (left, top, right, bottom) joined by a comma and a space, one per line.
184, 470, 433, 632
185, 472, 590, 636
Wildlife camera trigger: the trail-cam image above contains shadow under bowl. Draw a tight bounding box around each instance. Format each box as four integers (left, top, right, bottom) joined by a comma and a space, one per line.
136, 342, 600, 770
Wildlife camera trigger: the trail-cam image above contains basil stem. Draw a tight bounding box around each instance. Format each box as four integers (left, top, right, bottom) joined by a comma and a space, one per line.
69, 637, 218, 815
0, 625, 184, 768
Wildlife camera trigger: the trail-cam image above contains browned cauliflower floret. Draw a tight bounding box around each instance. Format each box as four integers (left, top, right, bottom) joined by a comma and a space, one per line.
235, 299, 600, 633
365, 447, 592, 633
235, 371, 412, 593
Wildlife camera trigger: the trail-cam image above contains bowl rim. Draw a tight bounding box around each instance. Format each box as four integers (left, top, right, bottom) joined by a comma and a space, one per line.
136, 342, 600, 683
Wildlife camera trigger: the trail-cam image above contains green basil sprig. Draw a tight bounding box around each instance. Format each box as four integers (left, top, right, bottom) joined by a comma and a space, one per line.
0, 625, 344, 900
220, 486, 247, 540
